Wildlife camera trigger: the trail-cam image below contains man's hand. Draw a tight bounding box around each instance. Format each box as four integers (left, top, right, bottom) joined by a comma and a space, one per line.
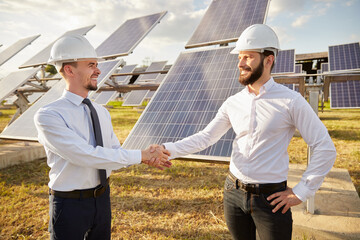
267, 187, 302, 214
141, 144, 171, 170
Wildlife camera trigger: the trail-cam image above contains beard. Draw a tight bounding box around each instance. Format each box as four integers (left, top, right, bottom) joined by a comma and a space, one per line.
238, 61, 264, 86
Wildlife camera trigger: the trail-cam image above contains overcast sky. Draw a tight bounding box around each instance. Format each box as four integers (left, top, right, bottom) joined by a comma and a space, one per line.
0, 0, 359, 77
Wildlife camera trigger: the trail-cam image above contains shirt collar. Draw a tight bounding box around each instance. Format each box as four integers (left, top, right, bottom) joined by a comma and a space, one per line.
62, 90, 86, 106
245, 77, 275, 95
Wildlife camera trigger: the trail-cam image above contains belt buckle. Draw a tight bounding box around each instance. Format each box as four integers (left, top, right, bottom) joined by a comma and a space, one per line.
93, 185, 103, 198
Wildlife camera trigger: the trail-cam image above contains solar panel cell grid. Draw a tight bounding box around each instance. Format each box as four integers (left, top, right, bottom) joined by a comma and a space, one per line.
321, 63, 329, 73
330, 80, 360, 109
272, 49, 295, 74
186, 0, 269, 48
136, 61, 167, 83
123, 46, 243, 159
122, 90, 150, 106
96, 12, 167, 58
114, 64, 137, 84
329, 42, 360, 72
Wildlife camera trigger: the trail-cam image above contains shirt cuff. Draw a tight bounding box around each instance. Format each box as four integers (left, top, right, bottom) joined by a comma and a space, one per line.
163, 142, 177, 159
292, 181, 313, 202
127, 149, 142, 165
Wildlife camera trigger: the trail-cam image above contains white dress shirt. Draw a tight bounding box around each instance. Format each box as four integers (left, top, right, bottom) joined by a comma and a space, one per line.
164, 78, 336, 201
34, 90, 141, 191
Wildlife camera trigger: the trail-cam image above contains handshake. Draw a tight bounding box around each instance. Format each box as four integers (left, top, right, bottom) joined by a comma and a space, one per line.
141, 144, 172, 170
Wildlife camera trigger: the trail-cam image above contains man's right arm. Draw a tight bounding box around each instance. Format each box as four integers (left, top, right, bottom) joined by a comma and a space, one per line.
163, 105, 232, 159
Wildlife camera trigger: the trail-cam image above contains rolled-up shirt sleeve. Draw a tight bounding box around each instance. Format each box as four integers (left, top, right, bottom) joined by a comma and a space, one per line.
291, 95, 336, 201
164, 103, 232, 159
34, 108, 141, 170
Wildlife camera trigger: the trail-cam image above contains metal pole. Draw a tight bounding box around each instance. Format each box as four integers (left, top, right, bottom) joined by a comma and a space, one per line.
306, 90, 319, 214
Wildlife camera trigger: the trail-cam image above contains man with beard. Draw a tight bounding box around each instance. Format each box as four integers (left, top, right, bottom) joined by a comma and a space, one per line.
34, 34, 171, 240
160, 24, 336, 239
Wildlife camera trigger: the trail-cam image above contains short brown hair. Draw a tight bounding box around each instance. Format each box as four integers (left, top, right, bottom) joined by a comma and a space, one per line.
59, 62, 78, 74
261, 50, 275, 71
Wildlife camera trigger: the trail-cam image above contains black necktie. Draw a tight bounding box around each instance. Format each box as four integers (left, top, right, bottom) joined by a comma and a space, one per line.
82, 98, 107, 187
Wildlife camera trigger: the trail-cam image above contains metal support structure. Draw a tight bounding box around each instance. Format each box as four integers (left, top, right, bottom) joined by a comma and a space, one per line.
5, 92, 29, 128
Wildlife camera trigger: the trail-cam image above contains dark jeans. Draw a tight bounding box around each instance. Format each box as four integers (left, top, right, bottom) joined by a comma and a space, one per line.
223, 176, 292, 240
49, 186, 111, 240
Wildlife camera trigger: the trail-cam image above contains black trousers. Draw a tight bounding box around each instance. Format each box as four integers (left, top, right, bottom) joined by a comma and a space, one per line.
49, 186, 111, 240
223, 176, 292, 240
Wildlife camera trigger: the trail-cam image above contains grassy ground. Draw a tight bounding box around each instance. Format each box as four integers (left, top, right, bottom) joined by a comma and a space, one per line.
0, 101, 359, 239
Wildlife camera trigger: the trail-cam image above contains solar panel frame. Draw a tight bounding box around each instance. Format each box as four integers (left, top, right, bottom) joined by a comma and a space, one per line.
0, 35, 40, 66
19, 25, 95, 69
96, 12, 167, 59
330, 80, 360, 109
123, 46, 244, 161
185, 0, 270, 49
0, 67, 41, 102
122, 90, 150, 106
272, 49, 295, 74
328, 42, 360, 72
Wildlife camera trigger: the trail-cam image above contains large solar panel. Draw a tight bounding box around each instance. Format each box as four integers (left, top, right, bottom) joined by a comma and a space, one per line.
96, 12, 167, 59
94, 91, 119, 105
0, 67, 41, 102
19, 25, 95, 69
123, 46, 243, 160
272, 49, 295, 74
328, 42, 360, 72
330, 80, 360, 109
0, 35, 40, 66
136, 61, 167, 83
185, 0, 270, 49
0, 60, 122, 141
122, 90, 150, 106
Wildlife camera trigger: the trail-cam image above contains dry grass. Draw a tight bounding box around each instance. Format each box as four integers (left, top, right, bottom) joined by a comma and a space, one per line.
0, 101, 359, 239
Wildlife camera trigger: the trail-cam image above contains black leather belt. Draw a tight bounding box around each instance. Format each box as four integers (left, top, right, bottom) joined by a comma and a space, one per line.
49, 178, 109, 199
228, 172, 286, 194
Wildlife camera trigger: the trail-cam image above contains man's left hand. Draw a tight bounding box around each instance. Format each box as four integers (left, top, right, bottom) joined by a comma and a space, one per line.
267, 187, 302, 214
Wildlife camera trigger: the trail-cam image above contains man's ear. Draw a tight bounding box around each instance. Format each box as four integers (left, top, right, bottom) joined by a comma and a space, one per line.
63, 64, 75, 77
265, 55, 275, 68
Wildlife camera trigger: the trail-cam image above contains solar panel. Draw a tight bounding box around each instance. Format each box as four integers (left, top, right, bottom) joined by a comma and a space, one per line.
328, 42, 360, 72
330, 80, 360, 109
0, 35, 40, 66
321, 63, 329, 73
295, 64, 302, 74
114, 64, 137, 85
0, 80, 65, 141
122, 90, 150, 106
96, 12, 167, 59
94, 91, 119, 105
88, 59, 124, 99
136, 61, 167, 83
272, 49, 295, 74
19, 25, 95, 69
0, 67, 41, 102
0, 60, 122, 141
123, 46, 243, 160
185, 0, 270, 49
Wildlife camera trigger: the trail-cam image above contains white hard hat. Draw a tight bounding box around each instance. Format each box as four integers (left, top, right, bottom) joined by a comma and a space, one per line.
48, 34, 103, 72
230, 24, 280, 56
